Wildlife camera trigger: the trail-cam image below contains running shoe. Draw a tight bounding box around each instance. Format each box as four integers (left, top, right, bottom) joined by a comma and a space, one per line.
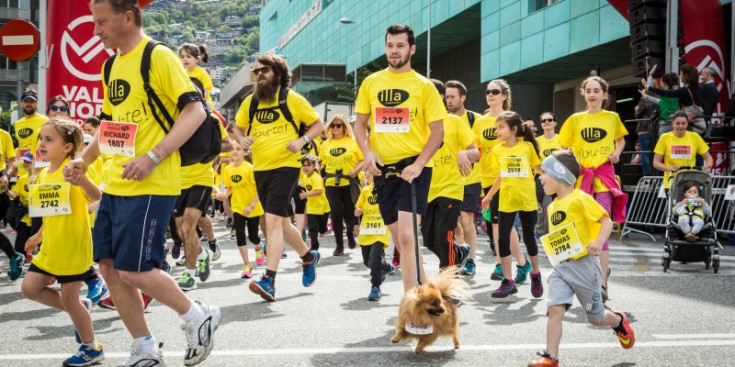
197, 249, 212, 282
514, 258, 531, 284
527, 352, 559, 367
200, 236, 207, 242
302, 250, 321, 287
281, 252, 287, 259
455, 244, 471, 269
142, 293, 154, 311
119, 344, 165, 367
491, 279, 518, 298
612, 310, 635, 349
333, 247, 344, 256
181, 303, 221, 366
392, 249, 401, 268
225, 218, 233, 228
176, 255, 187, 267
62, 344, 104, 367
85, 277, 108, 304
530, 271, 543, 298
347, 236, 357, 250
460, 258, 476, 276
8, 252, 24, 281
177, 273, 197, 291
255, 249, 265, 266
98, 297, 115, 310
368, 286, 381, 301
230, 228, 236, 238
240, 264, 253, 278
249, 275, 276, 301
46, 277, 57, 286
381, 261, 396, 283
161, 261, 172, 274
210, 242, 221, 261
491, 263, 504, 281
75, 298, 93, 344
171, 243, 181, 259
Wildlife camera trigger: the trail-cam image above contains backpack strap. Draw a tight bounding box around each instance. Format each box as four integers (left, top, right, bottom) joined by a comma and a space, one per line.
466, 110, 476, 127
246, 87, 299, 136
246, 93, 260, 136
103, 54, 116, 87
140, 40, 173, 134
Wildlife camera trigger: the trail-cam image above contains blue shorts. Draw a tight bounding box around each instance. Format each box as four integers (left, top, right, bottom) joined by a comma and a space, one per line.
93, 194, 177, 272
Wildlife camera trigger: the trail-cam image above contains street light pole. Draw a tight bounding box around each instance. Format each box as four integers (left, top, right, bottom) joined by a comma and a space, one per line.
339, 18, 358, 99
427, 0, 431, 78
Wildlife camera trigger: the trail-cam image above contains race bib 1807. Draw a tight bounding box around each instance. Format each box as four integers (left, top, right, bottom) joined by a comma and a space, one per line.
99, 121, 138, 157
540, 222, 585, 266
670, 145, 692, 160
29, 182, 72, 217
500, 156, 529, 178
374, 107, 410, 133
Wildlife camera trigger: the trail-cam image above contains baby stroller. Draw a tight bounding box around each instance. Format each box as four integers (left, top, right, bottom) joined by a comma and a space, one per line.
662, 168, 722, 273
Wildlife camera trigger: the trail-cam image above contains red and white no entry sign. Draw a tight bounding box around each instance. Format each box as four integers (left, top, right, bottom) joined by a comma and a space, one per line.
0, 19, 40, 62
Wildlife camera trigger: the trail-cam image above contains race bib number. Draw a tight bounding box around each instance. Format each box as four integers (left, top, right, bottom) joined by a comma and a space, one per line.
360, 214, 386, 235
99, 121, 138, 157
374, 107, 410, 133
540, 222, 585, 266
500, 156, 529, 178
34, 149, 50, 168
405, 321, 433, 335
29, 182, 72, 217
670, 145, 692, 160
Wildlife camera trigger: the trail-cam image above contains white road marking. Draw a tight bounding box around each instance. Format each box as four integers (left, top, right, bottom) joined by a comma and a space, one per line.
653, 333, 735, 339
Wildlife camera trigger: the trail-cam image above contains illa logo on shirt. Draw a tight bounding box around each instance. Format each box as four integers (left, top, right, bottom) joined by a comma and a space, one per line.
543, 148, 557, 157
581, 128, 607, 143
482, 128, 497, 140
254, 109, 281, 124
368, 195, 378, 205
108, 79, 131, 106
306, 185, 313, 191
377, 89, 409, 107
231, 174, 243, 183
551, 211, 567, 226
330, 147, 347, 157
17, 128, 33, 139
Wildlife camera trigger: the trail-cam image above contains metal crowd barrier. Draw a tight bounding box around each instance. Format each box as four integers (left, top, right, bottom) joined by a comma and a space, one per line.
621, 175, 735, 240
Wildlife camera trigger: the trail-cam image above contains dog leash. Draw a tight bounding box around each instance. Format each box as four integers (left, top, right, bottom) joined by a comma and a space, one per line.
411, 181, 422, 286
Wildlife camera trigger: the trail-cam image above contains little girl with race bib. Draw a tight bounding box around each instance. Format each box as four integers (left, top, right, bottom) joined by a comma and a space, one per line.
481, 111, 542, 299
21, 118, 104, 366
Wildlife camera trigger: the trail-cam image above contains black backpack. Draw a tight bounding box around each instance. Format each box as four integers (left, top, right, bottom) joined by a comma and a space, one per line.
246, 87, 317, 155
103, 40, 222, 166
466, 110, 477, 127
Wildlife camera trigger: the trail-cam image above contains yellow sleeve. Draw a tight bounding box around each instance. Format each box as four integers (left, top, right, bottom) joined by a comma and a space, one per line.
422, 81, 448, 125
529, 143, 541, 167
355, 77, 371, 115
312, 173, 325, 191
223, 166, 232, 188
356, 188, 368, 210
558, 115, 575, 148
489, 147, 500, 178
613, 113, 628, 140
151, 47, 199, 109
457, 118, 476, 149
653, 134, 668, 155
581, 192, 609, 222
2, 131, 16, 159
289, 91, 320, 127
235, 95, 253, 131
694, 133, 710, 155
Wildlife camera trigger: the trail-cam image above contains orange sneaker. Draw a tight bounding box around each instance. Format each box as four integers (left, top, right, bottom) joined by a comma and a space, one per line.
528, 352, 559, 367
613, 310, 635, 349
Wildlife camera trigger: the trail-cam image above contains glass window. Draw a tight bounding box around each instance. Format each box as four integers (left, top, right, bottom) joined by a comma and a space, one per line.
529, 0, 562, 13
0, 56, 7, 69
10, 0, 18, 8
0, 0, 8, 7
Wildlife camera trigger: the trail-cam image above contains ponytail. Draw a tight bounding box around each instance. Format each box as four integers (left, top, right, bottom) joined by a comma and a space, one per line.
198, 44, 209, 63
497, 111, 540, 157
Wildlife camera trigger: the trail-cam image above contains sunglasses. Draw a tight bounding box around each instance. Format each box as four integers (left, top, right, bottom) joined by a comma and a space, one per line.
251, 66, 270, 76
330, 124, 344, 129
541, 118, 554, 123
49, 105, 70, 112
486, 89, 502, 96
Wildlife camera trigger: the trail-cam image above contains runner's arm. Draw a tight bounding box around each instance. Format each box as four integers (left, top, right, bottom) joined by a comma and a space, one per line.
400, 119, 444, 183
701, 152, 713, 173
588, 216, 613, 256
608, 137, 625, 164
354, 113, 381, 175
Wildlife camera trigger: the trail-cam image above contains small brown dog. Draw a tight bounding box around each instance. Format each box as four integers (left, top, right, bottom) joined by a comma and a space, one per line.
391, 267, 469, 354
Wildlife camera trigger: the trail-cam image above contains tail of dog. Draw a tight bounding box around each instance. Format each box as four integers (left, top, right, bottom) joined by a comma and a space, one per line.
433, 267, 470, 302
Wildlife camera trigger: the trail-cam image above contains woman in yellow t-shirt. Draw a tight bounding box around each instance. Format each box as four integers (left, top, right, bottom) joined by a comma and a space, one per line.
179, 43, 215, 110
320, 115, 364, 255
653, 112, 713, 190
300, 155, 331, 252
21, 119, 104, 365
221, 140, 265, 279
536, 112, 561, 233
482, 111, 542, 299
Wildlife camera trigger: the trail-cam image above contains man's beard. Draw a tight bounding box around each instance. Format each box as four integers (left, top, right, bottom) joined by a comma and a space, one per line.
446, 104, 459, 114
24, 106, 35, 116
387, 52, 411, 69
254, 77, 278, 104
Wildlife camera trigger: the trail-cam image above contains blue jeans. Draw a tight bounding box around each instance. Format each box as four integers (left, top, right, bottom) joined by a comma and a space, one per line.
638, 133, 652, 176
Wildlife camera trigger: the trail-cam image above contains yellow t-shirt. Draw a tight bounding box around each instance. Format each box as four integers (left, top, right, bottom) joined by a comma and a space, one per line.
355, 68, 446, 165
537, 134, 561, 162
100, 37, 200, 196
180, 119, 227, 189
302, 172, 330, 215
14, 113, 48, 152
456, 110, 481, 185
14, 174, 32, 226
0, 129, 16, 172
187, 65, 215, 110
428, 114, 476, 202
472, 114, 500, 188
654, 131, 710, 189
31, 159, 93, 276
223, 161, 264, 218
235, 88, 319, 171
356, 184, 390, 246
559, 110, 628, 193
490, 141, 541, 212
319, 137, 364, 187
547, 189, 608, 261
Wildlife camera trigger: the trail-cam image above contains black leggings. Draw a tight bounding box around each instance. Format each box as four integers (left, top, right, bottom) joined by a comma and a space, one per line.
307, 213, 329, 250
14, 222, 31, 255
234, 213, 261, 246
498, 210, 538, 258
361, 242, 386, 287
0, 231, 16, 258
325, 186, 355, 248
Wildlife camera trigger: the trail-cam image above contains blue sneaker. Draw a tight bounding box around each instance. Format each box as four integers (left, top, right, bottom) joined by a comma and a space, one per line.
171, 242, 181, 259
461, 258, 476, 276
514, 259, 531, 284
455, 244, 471, 269
368, 286, 381, 301
249, 275, 276, 302
302, 250, 321, 287
8, 253, 24, 281
491, 263, 504, 281
85, 277, 108, 304
74, 298, 93, 344
63, 344, 104, 366
381, 261, 396, 284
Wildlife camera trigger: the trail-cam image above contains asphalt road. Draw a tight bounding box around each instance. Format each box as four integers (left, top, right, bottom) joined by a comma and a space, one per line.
1, 221, 734, 367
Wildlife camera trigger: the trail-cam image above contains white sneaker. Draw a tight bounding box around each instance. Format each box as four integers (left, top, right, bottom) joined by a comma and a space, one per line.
176, 256, 186, 267
181, 303, 221, 366
118, 344, 165, 367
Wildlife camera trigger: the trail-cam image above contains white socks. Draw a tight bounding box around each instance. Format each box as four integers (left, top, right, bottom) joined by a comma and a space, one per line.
133, 334, 158, 355
180, 299, 205, 325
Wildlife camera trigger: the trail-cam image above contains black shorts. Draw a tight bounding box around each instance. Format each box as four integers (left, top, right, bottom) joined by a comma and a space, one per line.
174, 185, 213, 217
292, 185, 307, 215
482, 186, 500, 224
461, 183, 482, 213
374, 167, 432, 226
254, 167, 299, 217
27, 263, 92, 284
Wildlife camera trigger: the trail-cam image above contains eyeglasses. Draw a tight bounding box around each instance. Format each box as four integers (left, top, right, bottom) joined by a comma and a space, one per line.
486, 89, 502, 96
541, 118, 554, 123
330, 124, 344, 129
49, 105, 70, 112
251, 66, 270, 76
